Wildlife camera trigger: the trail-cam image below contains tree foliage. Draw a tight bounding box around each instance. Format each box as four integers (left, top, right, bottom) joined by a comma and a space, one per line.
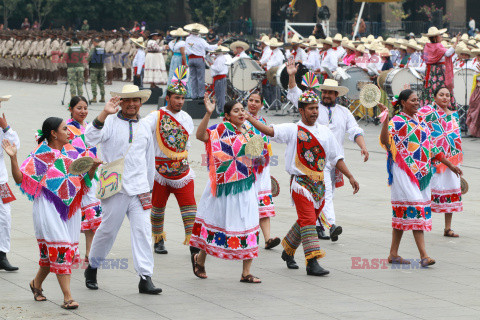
188, 0, 246, 27
1, 0, 20, 27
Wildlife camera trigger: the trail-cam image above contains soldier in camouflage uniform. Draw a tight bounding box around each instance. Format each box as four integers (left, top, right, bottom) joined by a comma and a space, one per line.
88, 38, 106, 103
65, 37, 86, 97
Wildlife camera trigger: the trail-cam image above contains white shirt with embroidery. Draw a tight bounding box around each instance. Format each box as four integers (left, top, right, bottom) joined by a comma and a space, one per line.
185, 34, 217, 57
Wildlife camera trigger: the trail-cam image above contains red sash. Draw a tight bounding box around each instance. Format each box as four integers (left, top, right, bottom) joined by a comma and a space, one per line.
0, 183, 16, 204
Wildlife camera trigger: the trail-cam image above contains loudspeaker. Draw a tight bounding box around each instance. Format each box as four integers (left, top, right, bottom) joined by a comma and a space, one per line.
183, 99, 218, 119
144, 87, 163, 105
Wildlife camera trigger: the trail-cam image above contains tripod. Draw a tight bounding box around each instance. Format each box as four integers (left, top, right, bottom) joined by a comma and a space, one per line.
61, 80, 90, 105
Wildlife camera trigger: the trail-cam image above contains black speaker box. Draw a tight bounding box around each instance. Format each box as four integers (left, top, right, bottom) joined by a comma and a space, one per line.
144, 87, 163, 105
182, 99, 218, 119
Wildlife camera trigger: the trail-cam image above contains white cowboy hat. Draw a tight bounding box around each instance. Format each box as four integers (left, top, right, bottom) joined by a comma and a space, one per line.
383, 37, 396, 46
471, 48, 480, 56
256, 35, 270, 43
405, 40, 422, 51
306, 38, 321, 48
110, 85, 151, 104
267, 38, 283, 47
209, 45, 230, 54
170, 28, 189, 37
288, 34, 303, 44
355, 44, 367, 53
343, 41, 356, 51
332, 33, 343, 42
184, 23, 208, 34
456, 46, 474, 57
378, 48, 392, 57
365, 42, 378, 52
230, 40, 249, 51
321, 37, 334, 46
366, 35, 375, 43
130, 37, 145, 48
318, 79, 349, 97
422, 27, 447, 38
0, 95, 12, 102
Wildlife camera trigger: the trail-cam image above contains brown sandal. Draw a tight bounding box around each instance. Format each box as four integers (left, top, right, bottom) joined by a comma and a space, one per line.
444, 229, 459, 237
61, 300, 79, 309
29, 280, 47, 302
240, 274, 262, 283
387, 255, 411, 264
421, 257, 436, 267
191, 253, 207, 279
265, 237, 281, 250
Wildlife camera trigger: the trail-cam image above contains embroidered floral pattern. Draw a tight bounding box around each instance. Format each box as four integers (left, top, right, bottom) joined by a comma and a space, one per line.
295, 126, 326, 181
81, 202, 102, 231
155, 157, 190, 180
156, 110, 189, 159
391, 200, 432, 231
431, 189, 463, 213
37, 238, 79, 274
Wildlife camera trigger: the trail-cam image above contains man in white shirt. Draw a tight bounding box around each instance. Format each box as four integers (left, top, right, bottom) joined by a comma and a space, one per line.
319, 37, 338, 77
304, 39, 322, 72
84, 85, 161, 295
285, 35, 307, 63
208, 47, 229, 114
332, 34, 347, 61
258, 35, 272, 66
245, 80, 359, 276
286, 59, 368, 241
263, 38, 285, 108
454, 47, 475, 71
131, 37, 146, 88
0, 99, 20, 272
230, 40, 250, 59
184, 24, 221, 99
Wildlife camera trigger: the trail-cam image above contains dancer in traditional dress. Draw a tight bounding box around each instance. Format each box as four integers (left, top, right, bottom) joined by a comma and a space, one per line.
66, 96, 102, 262
190, 98, 262, 283
419, 87, 463, 237
244, 92, 280, 249
246, 72, 360, 276
3, 117, 101, 309
0, 95, 20, 272
379, 89, 462, 267
144, 67, 197, 255
144, 33, 168, 88
420, 27, 460, 107
84, 87, 162, 294
467, 71, 480, 137
167, 28, 188, 85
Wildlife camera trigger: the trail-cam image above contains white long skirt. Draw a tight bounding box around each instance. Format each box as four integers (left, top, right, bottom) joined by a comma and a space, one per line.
390, 163, 432, 231
431, 168, 462, 213
33, 194, 81, 274
190, 181, 259, 260
144, 53, 168, 85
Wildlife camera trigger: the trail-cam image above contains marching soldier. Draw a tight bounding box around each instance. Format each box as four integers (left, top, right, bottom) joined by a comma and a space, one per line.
88, 38, 106, 103
65, 36, 86, 97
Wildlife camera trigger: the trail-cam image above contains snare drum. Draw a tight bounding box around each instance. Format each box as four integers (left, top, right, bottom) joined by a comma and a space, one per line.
453, 68, 476, 106
384, 68, 423, 98
335, 66, 371, 100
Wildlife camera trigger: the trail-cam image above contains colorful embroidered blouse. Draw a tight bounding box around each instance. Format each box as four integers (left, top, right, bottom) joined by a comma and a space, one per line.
67, 119, 98, 158
384, 112, 443, 190
19, 141, 91, 221
244, 114, 272, 173
206, 122, 261, 197
418, 105, 462, 173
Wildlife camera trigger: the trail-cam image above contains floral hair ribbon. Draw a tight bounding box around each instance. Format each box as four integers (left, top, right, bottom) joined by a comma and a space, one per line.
298, 72, 320, 104
167, 66, 188, 95
35, 129, 44, 142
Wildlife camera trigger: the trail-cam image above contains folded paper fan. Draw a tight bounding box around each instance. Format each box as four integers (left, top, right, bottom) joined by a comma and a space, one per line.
301, 72, 320, 89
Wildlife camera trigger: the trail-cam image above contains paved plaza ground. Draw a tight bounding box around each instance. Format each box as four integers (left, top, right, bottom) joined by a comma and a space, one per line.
0, 79, 479, 320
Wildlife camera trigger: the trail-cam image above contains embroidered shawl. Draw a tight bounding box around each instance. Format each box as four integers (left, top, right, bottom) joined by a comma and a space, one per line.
295, 126, 326, 181
423, 43, 454, 91
206, 122, 257, 197
244, 115, 272, 174
156, 109, 189, 160
386, 113, 442, 190
419, 105, 462, 173
19, 141, 91, 221
67, 119, 98, 158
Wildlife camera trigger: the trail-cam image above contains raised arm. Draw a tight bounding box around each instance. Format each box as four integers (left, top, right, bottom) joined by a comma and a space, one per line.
286, 58, 298, 89
2, 140, 23, 184
245, 113, 274, 137
196, 93, 215, 142
378, 103, 390, 148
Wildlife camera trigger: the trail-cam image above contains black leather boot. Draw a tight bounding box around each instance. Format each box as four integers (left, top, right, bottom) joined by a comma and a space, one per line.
329, 224, 343, 242
316, 225, 330, 240
84, 265, 98, 290
0, 251, 19, 271
281, 250, 299, 269
154, 239, 168, 254
306, 258, 330, 276
138, 276, 162, 294
190, 246, 200, 255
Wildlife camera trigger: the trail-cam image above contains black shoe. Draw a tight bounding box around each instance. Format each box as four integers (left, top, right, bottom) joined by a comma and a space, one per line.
0, 252, 19, 271
154, 239, 168, 254
316, 226, 330, 240
306, 258, 330, 276
138, 276, 162, 294
190, 246, 200, 255
281, 250, 299, 269
84, 265, 98, 290
330, 224, 343, 242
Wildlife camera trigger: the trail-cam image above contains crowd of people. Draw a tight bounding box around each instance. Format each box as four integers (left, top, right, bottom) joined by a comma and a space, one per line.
0, 22, 473, 311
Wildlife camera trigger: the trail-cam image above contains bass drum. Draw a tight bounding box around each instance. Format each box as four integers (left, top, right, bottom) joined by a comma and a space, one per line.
453, 68, 476, 106
277, 62, 309, 91
384, 68, 422, 98
335, 66, 371, 100
228, 58, 263, 92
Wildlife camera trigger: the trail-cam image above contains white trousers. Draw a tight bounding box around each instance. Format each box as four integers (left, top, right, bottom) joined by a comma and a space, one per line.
89, 193, 154, 277
0, 202, 11, 252
316, 166, 336, 227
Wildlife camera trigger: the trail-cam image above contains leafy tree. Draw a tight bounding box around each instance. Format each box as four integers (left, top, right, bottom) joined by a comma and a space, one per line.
1, 0, 20, 28
25, 0, 61, 28
188, 0, 246, 26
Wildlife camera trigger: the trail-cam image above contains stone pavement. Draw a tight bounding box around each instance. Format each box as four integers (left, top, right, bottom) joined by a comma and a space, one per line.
0, 79, 479, 320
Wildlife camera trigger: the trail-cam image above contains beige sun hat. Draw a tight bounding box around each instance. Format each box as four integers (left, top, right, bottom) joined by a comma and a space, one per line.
306, 38, 321, 48
475, 34, 480, 42
130, 37, 145, 48
318, 79, 349, 96
441, 40, 451, 49
257, 35, 270, 43
378, 48, 392, 57
184, 23, 208, 34
405, 40, 422, 51
267, 38, 284, 47
332, 33, 343, 42
365, 42, 378, 51
471, 48, 480, 56
170, 28, 189, 37
456, 46, 474, 57
366, 35, 375, 43
110, 85, 151, 104
422, 26, 448, 38
356, 44, 367, 53
383, 37, 396, 46
0, 95, 12, 102
343, 41, 356, 51
288, 34, 303, 44
209, 45, 230, 54
321, 37, 334, 46
230, 40, 249, 51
